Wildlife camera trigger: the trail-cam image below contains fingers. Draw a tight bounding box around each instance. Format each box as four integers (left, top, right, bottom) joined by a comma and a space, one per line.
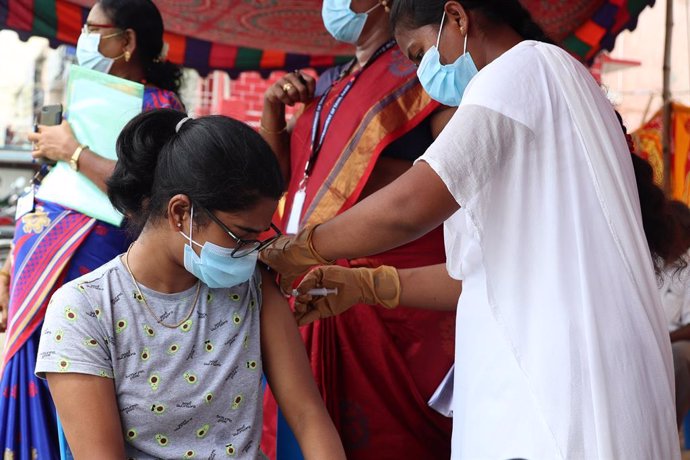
31, 146, 45, 160
282, 74, 307, 103
295, 268, 322, 294
267, 71, 314, 107
296, 308, 323, 327
27, 131, 40, 143
259, 235, 291, 261
293, 294, 313, 314
294, 71, 316, 99
293, 267, 326, 308
258, 244, 281, 269
0, 299, 7, 333
279, 274, 297, 297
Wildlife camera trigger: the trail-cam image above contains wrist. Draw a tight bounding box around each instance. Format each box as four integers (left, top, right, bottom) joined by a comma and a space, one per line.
69, 144, 89, 172
366, 266, 400, 309
63, 138, 80, 162
262, 99, 286, 120
306, 225, 334, 265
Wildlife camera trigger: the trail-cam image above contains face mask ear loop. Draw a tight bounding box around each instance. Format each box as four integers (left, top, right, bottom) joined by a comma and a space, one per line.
436, 10, 447, 49
364, 2, 381, 14
188, 205, 195, 245
463, 28, 469, 55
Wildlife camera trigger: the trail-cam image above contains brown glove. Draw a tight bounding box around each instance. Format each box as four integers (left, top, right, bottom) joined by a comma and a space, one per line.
293, 265, 400, 326
259, 225, 333, 294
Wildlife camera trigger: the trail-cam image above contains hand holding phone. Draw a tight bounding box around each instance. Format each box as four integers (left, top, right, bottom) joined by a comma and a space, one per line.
34, 104, 63, 166
39, 104, 63, 127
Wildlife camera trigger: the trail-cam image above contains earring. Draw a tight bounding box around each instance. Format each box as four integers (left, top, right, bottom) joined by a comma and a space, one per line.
177, 223, 182, 228
124, 50, 131, 62
381, 0, 390, 12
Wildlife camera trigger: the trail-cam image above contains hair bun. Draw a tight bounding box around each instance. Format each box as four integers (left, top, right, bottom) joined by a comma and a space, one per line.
107, 109, 187, 223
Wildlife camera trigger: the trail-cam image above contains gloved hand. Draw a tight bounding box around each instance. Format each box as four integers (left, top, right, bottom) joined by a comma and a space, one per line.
259, 225, 333, 294
293, 265, 400, 326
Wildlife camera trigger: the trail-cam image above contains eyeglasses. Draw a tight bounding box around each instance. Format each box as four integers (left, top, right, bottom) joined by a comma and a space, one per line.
82, 23, 124, 39
202, 208, 282, 258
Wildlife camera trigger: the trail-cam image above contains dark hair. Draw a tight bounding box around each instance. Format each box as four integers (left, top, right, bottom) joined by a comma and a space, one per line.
107, 109, 285, 235
667, 200, 690, 268
99, 0, 182, 93
670, 200, 690, 236
390, 0, 552, 43
616, 111, 688, 274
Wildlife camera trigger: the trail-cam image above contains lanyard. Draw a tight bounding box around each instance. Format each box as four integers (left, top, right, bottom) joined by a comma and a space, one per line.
303, 40, 396, 181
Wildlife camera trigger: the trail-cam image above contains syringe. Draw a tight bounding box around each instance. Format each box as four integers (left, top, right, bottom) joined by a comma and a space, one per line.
292, 288, 339, 297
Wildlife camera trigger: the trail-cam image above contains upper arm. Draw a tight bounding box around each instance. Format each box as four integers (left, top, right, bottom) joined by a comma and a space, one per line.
36, 284, 122, 457
260, 269, 322, 415
420, 104, 535, 206
46, 372, 125, 459
398, 263, 461, 310
35, 285, 113, 379
260, 272, 345, 458
429, 106, 456, 139
375, 161, 460, 238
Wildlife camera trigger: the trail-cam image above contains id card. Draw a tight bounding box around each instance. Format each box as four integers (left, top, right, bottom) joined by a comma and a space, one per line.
15, 186, 35, 220
286, 188, 306, 235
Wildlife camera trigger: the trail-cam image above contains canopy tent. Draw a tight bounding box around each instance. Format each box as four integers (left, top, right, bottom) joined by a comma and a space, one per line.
633, 103, 690, 205
0, 0, 655, 76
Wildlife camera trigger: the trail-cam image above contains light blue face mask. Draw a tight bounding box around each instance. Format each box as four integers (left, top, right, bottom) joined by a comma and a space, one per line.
322, 0, 381, 44
416, 10, 478, 107
77, 33, 116, 73
181, 207, 257, 289
76, 28, 125, 74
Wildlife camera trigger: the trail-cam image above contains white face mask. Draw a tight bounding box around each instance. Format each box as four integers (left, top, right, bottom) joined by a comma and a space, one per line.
76, 32, 123, 73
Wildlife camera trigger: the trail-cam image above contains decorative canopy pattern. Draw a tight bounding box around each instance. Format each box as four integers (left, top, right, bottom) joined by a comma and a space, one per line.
0, 0, 655, 76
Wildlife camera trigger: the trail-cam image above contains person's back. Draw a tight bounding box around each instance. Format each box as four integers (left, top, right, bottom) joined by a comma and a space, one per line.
428, 39, 676, 458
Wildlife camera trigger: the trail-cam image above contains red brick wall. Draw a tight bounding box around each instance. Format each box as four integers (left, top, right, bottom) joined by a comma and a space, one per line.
215, 71, 305, 129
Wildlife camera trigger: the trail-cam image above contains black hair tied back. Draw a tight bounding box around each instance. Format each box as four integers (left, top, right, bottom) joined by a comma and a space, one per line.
107, 109, 185, 228
108, 109, 285, 236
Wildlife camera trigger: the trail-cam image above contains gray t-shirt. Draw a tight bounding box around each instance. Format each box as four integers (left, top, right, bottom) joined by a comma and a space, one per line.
36, 256, 267, 459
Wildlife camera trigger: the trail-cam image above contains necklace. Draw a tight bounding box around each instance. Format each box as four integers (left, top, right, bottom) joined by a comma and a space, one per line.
123, 243, 201, 329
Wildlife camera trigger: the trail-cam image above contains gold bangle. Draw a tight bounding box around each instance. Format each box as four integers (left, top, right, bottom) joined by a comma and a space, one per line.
0, 270, 11, 278
70, 144, 88, 172
259, 123, 287, 135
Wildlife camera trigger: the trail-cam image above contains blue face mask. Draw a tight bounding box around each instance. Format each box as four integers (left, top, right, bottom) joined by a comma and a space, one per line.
76, 28, 124, 74
322, 0, 381, 44
417, 11, 478, 107
181, 207, 257, 289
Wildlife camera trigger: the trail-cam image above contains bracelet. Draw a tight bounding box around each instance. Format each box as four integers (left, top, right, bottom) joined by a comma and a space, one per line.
259, 123, 287, 135
0, 270, 10, 279
70, 144, 88, 172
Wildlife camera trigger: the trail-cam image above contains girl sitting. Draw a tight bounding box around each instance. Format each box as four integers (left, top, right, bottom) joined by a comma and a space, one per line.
35, 109, 345, 459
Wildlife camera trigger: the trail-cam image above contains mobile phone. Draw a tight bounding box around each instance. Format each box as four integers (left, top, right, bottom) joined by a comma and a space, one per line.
35, 104, 63, 166
39, 104, 63, 126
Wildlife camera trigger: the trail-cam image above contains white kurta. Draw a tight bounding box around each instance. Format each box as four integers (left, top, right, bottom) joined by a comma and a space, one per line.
419, 41, 679, 459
